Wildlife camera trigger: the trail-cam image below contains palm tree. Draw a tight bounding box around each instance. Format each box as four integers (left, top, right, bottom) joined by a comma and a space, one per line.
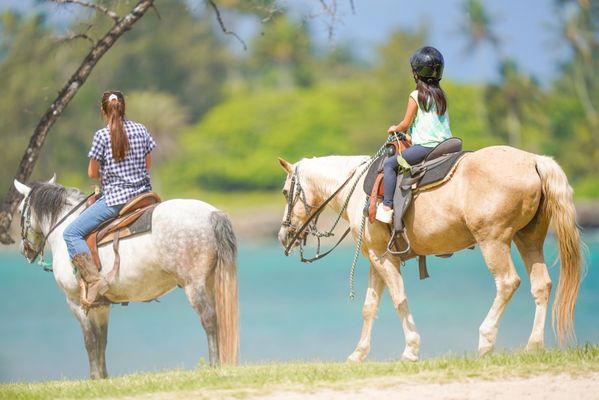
459, 0, 542, 147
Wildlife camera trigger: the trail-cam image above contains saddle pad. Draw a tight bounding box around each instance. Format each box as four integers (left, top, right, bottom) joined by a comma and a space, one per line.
363, 154, 386, 195
97, 205, 156, 247
413, 151, 469, 190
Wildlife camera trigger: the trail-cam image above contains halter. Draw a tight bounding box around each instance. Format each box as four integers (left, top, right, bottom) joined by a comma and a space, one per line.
19, 192, 93, 271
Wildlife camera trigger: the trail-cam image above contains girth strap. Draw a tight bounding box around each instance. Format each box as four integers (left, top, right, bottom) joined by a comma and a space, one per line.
368, 173, 384, 223
106, 230, 120, 283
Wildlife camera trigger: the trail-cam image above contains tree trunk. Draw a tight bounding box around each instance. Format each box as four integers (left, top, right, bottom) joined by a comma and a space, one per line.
0, 0, 155, 245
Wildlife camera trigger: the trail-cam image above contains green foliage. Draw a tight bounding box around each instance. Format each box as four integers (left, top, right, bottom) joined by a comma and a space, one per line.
0, 1, 597, 201
171, 85, 358, 191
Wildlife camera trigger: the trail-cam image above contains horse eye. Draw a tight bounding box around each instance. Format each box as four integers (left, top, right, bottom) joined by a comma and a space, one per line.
282, 189, 288, 199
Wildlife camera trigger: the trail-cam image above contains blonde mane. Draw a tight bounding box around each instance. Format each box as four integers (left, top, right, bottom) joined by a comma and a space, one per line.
298, 155, 369, 196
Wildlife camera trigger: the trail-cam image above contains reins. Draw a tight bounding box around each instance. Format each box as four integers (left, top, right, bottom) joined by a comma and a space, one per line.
283, 165, 360, 261
281, 136, 398, 297
22, 192, 94, 272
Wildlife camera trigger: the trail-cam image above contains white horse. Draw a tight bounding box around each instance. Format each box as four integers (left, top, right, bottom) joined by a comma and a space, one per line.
13, 177, 239, 379
277, 146, 582, 362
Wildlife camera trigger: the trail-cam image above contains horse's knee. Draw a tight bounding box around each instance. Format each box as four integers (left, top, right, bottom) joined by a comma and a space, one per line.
187, 285, 217, 332
498, 275, 521, 296
531, 280, 552, 302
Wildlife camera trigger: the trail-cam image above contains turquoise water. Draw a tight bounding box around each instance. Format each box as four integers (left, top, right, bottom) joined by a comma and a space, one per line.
1, 233, 598, 383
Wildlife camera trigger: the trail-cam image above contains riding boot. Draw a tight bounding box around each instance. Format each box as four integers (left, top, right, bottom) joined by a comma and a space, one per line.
71, 253, 109, 307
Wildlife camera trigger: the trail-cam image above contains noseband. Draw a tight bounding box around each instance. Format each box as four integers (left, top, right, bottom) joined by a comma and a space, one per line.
281, 165, 317, 242
19, 191, 93, 270
20, 196, 42, 262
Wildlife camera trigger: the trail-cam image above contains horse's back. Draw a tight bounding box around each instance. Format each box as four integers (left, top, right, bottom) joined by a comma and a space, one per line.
407, 146, 543, 253
453, 145, 542, 234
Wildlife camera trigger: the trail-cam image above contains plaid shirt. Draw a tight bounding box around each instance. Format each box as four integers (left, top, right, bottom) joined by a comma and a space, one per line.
88, 119, 156, 206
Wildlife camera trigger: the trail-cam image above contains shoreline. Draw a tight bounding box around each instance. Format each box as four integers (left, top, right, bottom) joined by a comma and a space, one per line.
227, 200, 599, 241
1, 200, 598, 247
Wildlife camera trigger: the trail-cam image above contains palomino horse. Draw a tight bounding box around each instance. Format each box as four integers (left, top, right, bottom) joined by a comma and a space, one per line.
13, 177, 238, 379
278, 146, 582, 361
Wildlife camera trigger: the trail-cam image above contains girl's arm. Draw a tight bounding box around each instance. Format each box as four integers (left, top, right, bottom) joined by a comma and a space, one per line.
387, 96, 418, 135
88, 159, 100, 180
145, 153, 152, 171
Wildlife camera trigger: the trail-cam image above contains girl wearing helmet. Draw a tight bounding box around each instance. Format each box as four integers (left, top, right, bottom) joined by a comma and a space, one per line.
376, 46, 453, 224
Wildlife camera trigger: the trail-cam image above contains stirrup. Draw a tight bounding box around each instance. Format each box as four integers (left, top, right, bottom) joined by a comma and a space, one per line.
387, 230, 411, 256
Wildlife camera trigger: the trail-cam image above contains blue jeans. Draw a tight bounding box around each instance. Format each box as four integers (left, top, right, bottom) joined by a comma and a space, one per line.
63, 196, 123, 259
382, 145, 434, 207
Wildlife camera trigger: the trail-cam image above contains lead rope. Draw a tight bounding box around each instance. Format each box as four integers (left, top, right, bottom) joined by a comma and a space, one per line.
347, 135, 400, 299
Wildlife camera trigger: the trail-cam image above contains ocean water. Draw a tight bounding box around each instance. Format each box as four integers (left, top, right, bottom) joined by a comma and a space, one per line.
1, 232, 598, 383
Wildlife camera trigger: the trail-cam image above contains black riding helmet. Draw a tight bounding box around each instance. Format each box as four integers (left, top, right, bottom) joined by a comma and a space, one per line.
410, 46, 444, 81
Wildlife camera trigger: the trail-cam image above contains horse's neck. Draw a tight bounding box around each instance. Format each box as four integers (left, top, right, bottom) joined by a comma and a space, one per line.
44, 204, 82, 257
303, 156, 367, 212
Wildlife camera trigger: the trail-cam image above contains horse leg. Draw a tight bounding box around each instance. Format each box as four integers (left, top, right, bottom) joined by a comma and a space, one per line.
478, 240, 522, 356
183, 279, 219, 365
514, 230, 552, 351
347, 264, 385, 363
369, 249, 420, 361
66, 298, 110, 379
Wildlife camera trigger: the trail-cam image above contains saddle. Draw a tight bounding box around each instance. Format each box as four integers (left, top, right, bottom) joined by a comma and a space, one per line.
363, 138, 468, 279
85, 192, 161, 280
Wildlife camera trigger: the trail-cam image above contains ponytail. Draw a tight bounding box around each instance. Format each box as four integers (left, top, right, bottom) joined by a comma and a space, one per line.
415, 78, 447, 116
101, 91, 129, 161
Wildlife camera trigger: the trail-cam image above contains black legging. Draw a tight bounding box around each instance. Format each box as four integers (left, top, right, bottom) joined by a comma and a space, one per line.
382, 144, 433, 207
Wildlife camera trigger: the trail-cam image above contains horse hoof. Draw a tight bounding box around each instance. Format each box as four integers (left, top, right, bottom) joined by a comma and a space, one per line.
525, 342, 544, 352
347, 353, 364, 363
401, 352, 419, 362
478, 345, 494, 356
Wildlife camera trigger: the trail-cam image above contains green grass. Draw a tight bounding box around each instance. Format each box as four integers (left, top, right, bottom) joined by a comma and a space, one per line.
2, 345, 598, 400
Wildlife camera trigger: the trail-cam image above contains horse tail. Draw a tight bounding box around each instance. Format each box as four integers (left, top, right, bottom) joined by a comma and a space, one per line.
535, 155, 583, 344
210, 211, 239, 364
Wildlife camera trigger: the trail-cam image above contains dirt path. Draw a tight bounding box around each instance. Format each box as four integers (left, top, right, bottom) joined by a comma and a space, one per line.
118, 372, 599, 400
239, 373, 598, 400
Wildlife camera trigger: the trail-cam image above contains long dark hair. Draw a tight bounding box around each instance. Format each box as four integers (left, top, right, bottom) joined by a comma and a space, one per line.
415, 77, 447, 116
101, 90, 129, 161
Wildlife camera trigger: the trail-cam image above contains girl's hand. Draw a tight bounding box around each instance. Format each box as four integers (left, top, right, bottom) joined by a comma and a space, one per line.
387, 125, 399, 134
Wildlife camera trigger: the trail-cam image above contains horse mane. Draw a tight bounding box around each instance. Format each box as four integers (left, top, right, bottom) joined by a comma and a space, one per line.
28, 182, 85, 227
299, 155, 369, 192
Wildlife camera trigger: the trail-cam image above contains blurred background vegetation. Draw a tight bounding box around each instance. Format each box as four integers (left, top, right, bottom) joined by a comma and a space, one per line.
0, 0, 597, 203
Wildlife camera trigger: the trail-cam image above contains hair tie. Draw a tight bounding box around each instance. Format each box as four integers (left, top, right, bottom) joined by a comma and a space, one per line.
108, 94, 118, 102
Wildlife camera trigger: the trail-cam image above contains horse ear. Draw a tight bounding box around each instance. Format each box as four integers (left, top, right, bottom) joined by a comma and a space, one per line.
48, 173, 56, 185
278, 157, 293, 174
14, 179, 31, 196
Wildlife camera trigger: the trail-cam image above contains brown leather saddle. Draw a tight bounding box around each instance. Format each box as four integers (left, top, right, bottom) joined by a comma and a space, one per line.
85, 192, 161, 279
363, 137, 465, 224
363, 138, 469, 280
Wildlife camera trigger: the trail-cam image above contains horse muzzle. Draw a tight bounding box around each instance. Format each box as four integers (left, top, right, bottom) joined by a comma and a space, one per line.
20, 240, 38, 263
278, 225, 307, 255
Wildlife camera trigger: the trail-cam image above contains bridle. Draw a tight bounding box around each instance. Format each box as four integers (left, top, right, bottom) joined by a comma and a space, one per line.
20, 195, 43, 263
282, 163, 363, 262
281, 164, 317, 241
19, 191, 93, 270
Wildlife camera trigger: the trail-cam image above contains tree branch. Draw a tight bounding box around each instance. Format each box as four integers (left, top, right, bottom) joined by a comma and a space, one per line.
0, 0, 156, 245
51, 0, 120, 23
57, 24, 95, 45
207, 0, 248, 51
316, 0, 340, 43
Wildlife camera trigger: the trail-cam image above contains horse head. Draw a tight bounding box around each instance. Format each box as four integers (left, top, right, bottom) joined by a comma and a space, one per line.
13, 174, 61, 262
277, 157, 320, 252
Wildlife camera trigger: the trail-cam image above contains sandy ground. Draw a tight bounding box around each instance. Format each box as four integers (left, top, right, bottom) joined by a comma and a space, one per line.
120, 372, 599, 400
234, 373, 599, 400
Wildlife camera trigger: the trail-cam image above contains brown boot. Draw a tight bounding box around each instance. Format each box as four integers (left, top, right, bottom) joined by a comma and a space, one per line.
71, 253, 109, 307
